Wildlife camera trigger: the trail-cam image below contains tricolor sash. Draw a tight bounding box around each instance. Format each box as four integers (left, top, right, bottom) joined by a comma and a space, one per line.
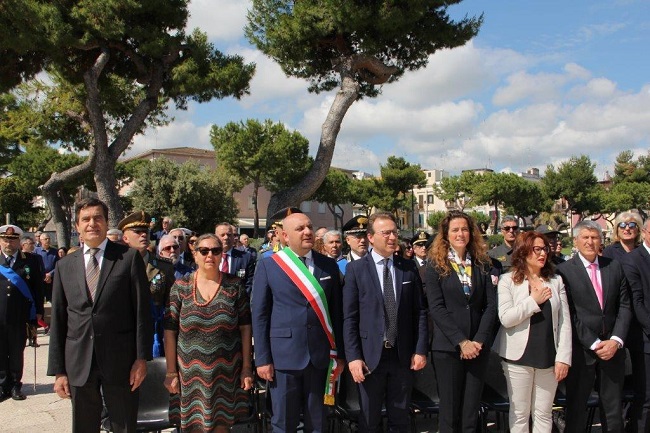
271, 248, 342, 405
0, 266, 36, 320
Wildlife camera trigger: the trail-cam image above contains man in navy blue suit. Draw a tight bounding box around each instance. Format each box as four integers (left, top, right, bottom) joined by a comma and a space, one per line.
343, 212, 428, 433
215, 223, 255, 294
252, 211, 344, 433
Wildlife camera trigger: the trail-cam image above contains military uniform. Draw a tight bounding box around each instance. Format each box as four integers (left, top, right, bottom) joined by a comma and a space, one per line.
259, 207, 303, 259
0, 225, 44, 400
118, 211, 175, 357
488, 243, 513, 272
342, 215, 369, 264
411, 231, 430, 269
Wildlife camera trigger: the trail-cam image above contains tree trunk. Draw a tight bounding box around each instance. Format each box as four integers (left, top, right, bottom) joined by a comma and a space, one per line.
336, 204, 344, 229
253, 180, 260, 238
267, 60, 360, 216
42, 188, 71, 247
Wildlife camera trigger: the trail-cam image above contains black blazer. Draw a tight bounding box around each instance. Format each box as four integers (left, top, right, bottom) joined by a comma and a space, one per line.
621, 246, 650, 352
425, 259, 497, 352
343, 254, 428, 371
47, 241, 153, 387
557, 255, 632, 361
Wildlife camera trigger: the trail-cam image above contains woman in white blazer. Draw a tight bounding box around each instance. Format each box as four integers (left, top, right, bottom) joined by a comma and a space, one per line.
493, 231, 572, 433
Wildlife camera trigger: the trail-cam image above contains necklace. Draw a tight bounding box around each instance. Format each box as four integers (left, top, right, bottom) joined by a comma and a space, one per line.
193, 271, 222, 307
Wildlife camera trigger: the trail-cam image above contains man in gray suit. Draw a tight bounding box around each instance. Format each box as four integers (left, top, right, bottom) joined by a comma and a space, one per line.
48, 198, 152, 433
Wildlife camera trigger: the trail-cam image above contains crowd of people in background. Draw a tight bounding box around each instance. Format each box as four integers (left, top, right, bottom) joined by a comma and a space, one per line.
2, 198, 650, 433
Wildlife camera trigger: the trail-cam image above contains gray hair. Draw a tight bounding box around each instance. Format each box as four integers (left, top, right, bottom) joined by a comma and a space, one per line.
323, 230, 342, 243
106, 228, 123, 237
613, 211, 643, 243
572, 220, 603, 239
157, 234, 179, 254
501, 215, 518, 226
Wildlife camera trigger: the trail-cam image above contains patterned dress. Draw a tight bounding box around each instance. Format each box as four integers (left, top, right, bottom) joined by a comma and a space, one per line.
164, 273, 251, 431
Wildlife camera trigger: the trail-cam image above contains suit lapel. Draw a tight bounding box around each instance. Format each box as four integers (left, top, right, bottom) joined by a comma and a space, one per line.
74, 249, 90, 302
312, 254, 323, 281
598, 257, 610, 310
93, 242, 118, 306
572, 256, 601, 309
394, 257, 404, 311
365, 254, 384, 304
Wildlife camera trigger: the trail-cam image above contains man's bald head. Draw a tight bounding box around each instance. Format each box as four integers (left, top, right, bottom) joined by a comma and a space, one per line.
282, 213, 314, 256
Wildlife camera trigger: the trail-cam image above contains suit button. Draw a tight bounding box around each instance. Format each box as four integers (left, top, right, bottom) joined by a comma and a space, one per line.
466, 305, 470, 309
90, 335, 93, 340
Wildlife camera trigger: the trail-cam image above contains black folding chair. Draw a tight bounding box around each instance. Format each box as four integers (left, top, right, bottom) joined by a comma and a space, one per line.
409, 359, 440, 433
135, 357, 180, 433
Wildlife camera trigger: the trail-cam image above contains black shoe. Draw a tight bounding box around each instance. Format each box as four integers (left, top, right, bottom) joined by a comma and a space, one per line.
11, 387, 25, 400
0, 389, 10, 401
28, 339, 40, 348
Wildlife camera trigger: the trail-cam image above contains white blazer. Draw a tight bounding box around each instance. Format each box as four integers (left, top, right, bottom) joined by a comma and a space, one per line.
493, 272, 572, 366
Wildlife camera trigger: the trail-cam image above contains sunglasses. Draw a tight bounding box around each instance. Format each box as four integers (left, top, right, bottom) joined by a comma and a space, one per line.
172, 235, 185, 240
161, 245, 180, 252
618, 222, 638, 230
502, 226, 519, 232
197, 247, 223, 256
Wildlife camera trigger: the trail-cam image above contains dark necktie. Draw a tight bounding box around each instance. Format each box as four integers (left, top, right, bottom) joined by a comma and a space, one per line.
382, 258, 397, 346
300, 256, 307, 266
86, 248, 100, 301
5, 255, 13, 268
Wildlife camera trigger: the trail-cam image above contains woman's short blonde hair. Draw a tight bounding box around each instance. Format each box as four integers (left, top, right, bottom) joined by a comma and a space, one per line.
613, 211, 643, 243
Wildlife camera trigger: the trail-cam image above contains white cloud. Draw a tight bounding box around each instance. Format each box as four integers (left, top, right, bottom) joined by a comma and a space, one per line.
186, 0, 250, 42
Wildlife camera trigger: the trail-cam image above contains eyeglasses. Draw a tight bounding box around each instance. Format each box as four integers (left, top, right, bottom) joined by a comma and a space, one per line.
406, 246, 413, 250
618, 222, 638, 230
376, 229, 399, 238
502, 226, 519, 232
197, 247, 223, 256
161, 245, 180, 252
532, 246, 550, 255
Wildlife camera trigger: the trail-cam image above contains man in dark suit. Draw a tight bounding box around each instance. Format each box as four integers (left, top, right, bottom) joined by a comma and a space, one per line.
622, 219, 650, 432
47, 198, 153, 433
0, 224, 44, 400
557, 220, 632, 433
343, 212, 428, 433
216, 222, 255, 294
252, 210, 344, 433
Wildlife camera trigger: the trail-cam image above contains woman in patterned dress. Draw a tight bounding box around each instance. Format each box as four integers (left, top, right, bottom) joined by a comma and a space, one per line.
163, 233, 253, 432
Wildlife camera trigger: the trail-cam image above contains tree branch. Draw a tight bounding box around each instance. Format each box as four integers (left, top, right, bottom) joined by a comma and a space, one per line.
351, 54, 399, 85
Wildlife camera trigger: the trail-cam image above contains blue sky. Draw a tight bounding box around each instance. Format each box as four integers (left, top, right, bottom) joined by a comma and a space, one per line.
129, 0, 650, 179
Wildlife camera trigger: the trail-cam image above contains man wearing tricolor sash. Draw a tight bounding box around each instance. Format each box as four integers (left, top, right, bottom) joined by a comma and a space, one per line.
252, 211, 344, 433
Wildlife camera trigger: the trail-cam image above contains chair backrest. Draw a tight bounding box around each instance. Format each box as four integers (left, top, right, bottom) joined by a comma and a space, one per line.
137, 358, 172, 422
413, 363, 439, 402
483, 350, 508, 400
336, 368, 360, 412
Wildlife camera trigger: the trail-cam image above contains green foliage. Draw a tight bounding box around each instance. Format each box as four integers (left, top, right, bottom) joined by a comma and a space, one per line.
541, 155, 602, 219
246, 0, 482, 96
604, 150, 650, 218
128, 158, 238, 234
467, 210, 490, 227
312, 168, 353, 206
348, 177, 378, 214
378, 156, 426, 215
435, 171, 479, 210
426, 211, 447, 231
211, 119, 312, 193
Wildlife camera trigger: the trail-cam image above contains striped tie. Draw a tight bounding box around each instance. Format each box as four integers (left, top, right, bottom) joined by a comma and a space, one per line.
86, 248, 100, 301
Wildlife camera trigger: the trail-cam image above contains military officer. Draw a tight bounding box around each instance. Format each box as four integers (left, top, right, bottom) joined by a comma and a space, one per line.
259, 207, 303, 259
488, 215, 520, 272
118, 211, 175, 358
411, 231, 430, 268
0, 224, 44, 400
342, 215, 369, 263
